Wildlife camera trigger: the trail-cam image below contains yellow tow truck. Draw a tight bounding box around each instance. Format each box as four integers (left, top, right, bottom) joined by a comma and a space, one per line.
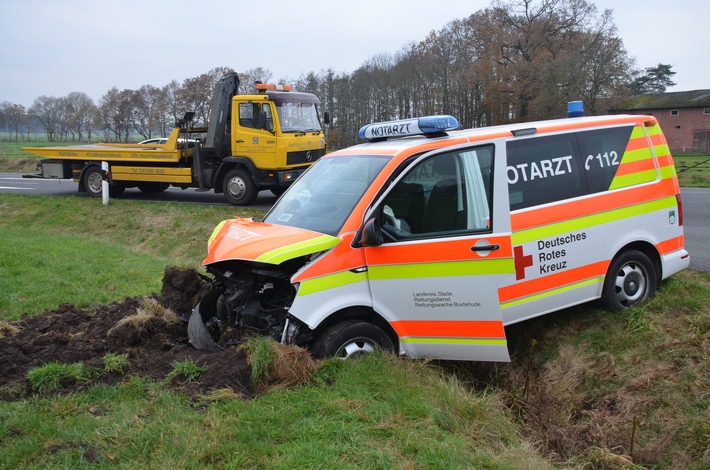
23, 73, 328, 205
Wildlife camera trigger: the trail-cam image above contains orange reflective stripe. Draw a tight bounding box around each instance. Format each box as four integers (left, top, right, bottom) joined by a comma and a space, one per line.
626, 135, 650, 151
656, 154, 675, 169
391, 320, 505, 339
656, 235, 685, 255
511, 177, 678, 232
365, 235, 512, 266
615, 158, 657, 176
498, 260, 608, 303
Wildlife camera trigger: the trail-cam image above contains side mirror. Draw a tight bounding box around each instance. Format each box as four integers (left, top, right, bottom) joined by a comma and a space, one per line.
255, 110, 267, 130
359, 218, 383, 247
323, 111, 331, 125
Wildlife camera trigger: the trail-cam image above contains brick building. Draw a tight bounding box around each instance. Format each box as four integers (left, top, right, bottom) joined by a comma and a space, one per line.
609, 89, 710, 154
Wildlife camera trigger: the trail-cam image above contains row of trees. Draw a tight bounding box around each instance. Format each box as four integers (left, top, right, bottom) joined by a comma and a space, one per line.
1, 0, 676, 149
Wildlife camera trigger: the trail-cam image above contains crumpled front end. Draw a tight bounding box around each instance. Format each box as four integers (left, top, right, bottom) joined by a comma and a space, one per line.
188, 217, 340, 351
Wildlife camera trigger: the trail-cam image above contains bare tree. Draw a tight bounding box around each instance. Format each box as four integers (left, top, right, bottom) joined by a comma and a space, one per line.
180, 66, 236, 126
1, 102, 28, 141
133, 85, 164, 139
29, 96, 63, 141
237, 67, 272, 95
97, 87, 135, 142
159, 80, 182, 136
59, 92, 97, 142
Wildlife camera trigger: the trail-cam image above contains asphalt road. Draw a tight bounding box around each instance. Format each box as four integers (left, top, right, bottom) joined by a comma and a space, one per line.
1, 172, 707, 271
0, 172, 278, 211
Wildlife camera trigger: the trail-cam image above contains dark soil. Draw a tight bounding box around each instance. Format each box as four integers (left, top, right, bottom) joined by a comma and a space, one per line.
0, 267, 254, 400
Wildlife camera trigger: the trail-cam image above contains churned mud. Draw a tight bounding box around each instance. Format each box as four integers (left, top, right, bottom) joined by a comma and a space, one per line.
0, 267, 253, 399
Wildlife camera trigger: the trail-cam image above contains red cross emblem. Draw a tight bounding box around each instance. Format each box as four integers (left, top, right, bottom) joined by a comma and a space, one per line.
514, 245, 533, 280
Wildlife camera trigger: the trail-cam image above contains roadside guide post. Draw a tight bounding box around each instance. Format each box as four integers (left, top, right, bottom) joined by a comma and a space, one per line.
101, 161, 109, 206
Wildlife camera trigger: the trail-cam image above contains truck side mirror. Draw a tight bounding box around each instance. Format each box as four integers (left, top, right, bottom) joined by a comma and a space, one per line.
255, 110, 267, 130
323, 111, 331, 125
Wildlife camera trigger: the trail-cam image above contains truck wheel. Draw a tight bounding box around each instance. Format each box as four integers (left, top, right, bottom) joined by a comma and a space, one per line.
270, 186, 287, 197
83, 167, 105, 197
223, 168, 257, 206
600, 250, 657, 311
312, 320, 395, 359
83, 166, 125, 198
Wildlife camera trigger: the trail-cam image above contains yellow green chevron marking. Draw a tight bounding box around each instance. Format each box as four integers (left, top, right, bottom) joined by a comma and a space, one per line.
256, 235, 340, 264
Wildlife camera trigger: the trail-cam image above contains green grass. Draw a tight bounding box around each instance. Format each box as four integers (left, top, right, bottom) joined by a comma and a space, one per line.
674, 154, 710, 187
1, 355, 548, 469
0, 193, 261, 320
0, 192, 708, 468
26, 362, 91, 393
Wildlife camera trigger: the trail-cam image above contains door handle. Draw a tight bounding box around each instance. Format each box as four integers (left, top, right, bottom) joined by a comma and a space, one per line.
471, 244, 500, 252
235, 139, 245, 143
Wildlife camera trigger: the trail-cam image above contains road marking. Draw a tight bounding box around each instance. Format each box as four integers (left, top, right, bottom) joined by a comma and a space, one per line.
0, 186, 32, 190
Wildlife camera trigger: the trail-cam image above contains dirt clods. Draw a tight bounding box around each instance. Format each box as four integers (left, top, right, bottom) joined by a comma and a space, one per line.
0, 267, 252, 399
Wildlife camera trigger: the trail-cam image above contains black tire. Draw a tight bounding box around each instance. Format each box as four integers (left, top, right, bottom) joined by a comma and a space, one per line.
600, 250, 657, 311
312, 320, 395, 359
138, 182, 170, 193
222, 168, 257, 206
83, 166, 125, 198
83, 166, 105, 197
270, 186, 287, 197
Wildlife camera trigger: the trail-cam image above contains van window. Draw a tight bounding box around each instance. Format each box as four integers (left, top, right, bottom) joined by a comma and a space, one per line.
507, 134, 587, 210
576, 126, 634, 193
265, 155, 390, 236
381, 145, 493, 240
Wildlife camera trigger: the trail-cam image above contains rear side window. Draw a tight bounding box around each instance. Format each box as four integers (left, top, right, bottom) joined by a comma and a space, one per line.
507, 125, 636, 210
577, 126, 634, 193
507, 134, 587, 211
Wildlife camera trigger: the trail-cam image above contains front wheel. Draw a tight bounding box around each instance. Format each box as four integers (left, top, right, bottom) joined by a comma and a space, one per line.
312, 320, 395, 359
222, 168, 257, 206
600, 250, 657, 311
270, 185, 287, 197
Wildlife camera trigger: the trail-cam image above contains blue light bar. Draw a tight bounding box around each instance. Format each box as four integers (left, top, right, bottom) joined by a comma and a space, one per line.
358, 115, 459, 140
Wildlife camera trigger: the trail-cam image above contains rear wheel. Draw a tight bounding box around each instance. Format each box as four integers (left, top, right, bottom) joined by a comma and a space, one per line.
600, 250, 657, 311
223, 168, 257, 206
83, 166, 125, 198
83, 167, 104, 197
312, 320, 395, 359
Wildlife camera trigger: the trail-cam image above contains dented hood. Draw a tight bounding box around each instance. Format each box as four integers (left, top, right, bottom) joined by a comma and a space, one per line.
203, 217, 341, 266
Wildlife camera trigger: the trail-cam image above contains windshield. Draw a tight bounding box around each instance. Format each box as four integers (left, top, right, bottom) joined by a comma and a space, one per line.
277, 102, 322, 133
264, 155, 391, 236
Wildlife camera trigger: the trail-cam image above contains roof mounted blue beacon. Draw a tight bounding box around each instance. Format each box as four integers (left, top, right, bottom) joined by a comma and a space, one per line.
359, 115, 459, 140
567, 101, 585, 118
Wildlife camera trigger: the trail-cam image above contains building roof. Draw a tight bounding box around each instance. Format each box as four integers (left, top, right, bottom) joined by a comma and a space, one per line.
611, 89, 710, 111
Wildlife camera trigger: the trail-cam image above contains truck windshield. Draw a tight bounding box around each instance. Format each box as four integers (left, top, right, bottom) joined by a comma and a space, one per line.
264, 155, 390, 236
277, 102, 322, 132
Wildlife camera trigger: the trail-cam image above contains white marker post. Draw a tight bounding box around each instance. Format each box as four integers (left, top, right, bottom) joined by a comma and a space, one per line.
101, 161, 109, 206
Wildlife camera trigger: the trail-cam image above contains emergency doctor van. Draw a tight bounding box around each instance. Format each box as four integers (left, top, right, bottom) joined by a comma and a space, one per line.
188, 106, 689, 362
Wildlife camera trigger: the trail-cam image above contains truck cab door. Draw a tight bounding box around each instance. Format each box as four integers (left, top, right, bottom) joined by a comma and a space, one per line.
363, 144, 514, 362
232, 100, 277, 166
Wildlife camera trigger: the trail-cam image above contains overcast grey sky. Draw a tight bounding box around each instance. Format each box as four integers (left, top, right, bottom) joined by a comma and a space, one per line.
1, 0, 707, 108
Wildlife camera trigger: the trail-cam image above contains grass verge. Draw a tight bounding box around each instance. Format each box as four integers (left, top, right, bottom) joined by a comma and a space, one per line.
0, 193, 707, 468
